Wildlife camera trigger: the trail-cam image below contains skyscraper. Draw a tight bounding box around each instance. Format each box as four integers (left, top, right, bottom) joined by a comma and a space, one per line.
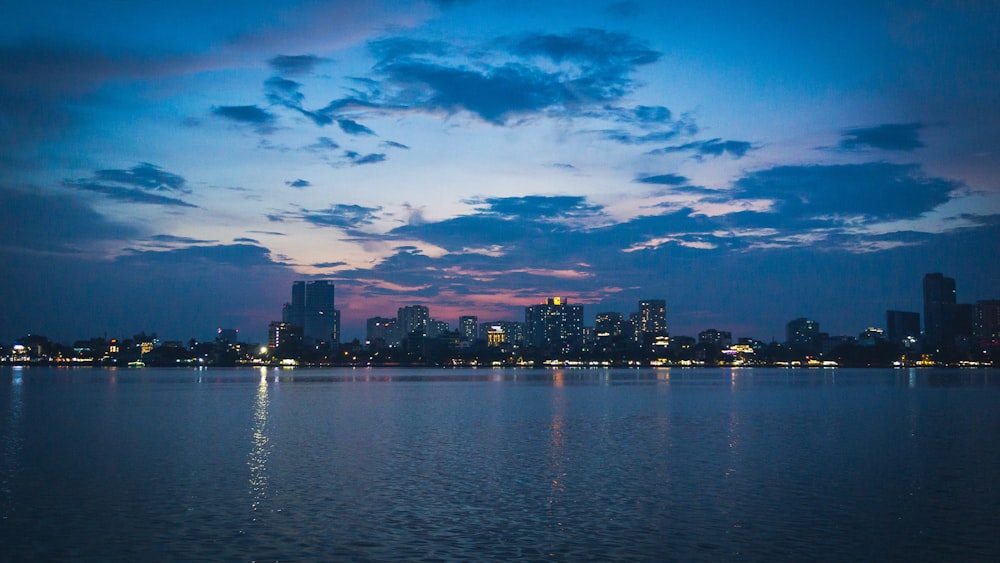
923, 273, 956, 347
459, 316, 478, 341
637, 299, 667, 345
975, 300, 1000, 339
397, 305, 430, 338
786, 317, 819, 350
283, 280, 339, 347
525, 297, 583, 349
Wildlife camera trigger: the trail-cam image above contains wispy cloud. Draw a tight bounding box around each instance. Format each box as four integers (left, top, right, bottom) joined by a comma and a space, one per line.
838, 122, 924, 151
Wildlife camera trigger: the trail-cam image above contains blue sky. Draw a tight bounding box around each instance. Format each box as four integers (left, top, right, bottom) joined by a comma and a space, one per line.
2, 0, 998, 343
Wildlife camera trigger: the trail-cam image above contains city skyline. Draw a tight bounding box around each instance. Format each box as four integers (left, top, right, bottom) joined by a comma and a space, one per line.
3, 1, 999, 344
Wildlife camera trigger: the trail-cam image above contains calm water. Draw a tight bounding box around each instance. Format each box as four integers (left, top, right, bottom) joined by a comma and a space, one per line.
1, 367, 998, 561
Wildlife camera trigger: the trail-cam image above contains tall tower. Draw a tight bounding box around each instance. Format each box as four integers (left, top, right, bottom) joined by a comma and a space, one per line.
283, 280, 338, 347
397, 305, 430, 338
637, 299, 667, 345
525, 297, 583, 349
923, 273, 956, 347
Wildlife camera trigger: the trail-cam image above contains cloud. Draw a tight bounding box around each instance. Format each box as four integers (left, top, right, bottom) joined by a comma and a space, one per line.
268, 54, 328, 76
650, 138, 755, 158
233, 237, 260, 244
286, 179, 311, 188
63, 163, 196, 208
344, 151, 387, 165
147, 234, 215, 244
305, 136, 340, 151
469, 195, 605, 222
94, 163, 188, 193
336, 28, 662, 125
838, 122, 925, 151
0, 186, 139, 254
634, 174, 689, 185
381, 140, 410, 150
211, 105, 277, 134
313, 261, 348, 268
276, 203, 383, 233
731, 163, 959, 221
337, 118, 376, 135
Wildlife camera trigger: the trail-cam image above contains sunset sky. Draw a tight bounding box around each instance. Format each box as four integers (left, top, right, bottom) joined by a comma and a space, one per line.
2, 0, 999, 343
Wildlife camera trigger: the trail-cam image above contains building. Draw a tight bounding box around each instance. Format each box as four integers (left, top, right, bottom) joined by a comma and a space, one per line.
637, 299, 667, 345
524, 297, 584, 349
594, 312, 624, 339
426, 319, 450, 338
975, 300, 1000, 339
458, 316, 478, 341
366, 317, 397, 346
397, 305, 430, 339
886, 310, 920, 344
698, 329, 732, 348
786, 317, 820, 350
479, 321, 524, 345
283, 280, 339, 348
923, 273, 956, 347
268, 321, 302, 351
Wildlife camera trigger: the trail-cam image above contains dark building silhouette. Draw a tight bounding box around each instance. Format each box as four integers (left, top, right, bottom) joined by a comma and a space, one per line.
923, 273, 956, 347
283, 280, 339, 347
786, 317, 820, 351
886, 310, 920, 345
397, 305, 430, 340
637, 299, 667, 345
458, 316, 478, 341
975, 300, 1000, 339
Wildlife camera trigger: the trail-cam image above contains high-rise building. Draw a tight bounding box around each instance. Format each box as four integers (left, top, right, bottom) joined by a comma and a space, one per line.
426, 319, 449, 338
459, 316, 478, 341
975, 300, 1000, 339
923, 273, 956, 347
283, 280, 339, 347
268, 321, 302, 350
397, 305, 430, 339
698, 329, 732, 347
786, 317, 819, 349
525, 297, 584, 349
886, 310, 920, 344
637, 299, 667, 345
479, 321, 524, 345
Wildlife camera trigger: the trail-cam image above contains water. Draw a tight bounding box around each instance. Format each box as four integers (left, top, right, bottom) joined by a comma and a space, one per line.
1, 366, 999, 561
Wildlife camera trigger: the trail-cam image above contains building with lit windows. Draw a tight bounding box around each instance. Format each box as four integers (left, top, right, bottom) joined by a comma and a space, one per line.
459, 316, 478, 341
637, 299, 667, 345
397, 305, 430, 339
525, 297, 584, 349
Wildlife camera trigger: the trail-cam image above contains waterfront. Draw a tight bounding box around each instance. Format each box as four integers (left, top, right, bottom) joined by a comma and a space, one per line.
1, 367, 999, 561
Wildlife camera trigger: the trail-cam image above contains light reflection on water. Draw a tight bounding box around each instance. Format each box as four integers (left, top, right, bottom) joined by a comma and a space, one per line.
0, 366, 998, 561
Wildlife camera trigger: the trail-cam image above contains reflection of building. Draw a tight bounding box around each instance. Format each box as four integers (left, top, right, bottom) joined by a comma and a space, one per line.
525, 297, 584, 348
283, 280, 339, 347
923, 273, 956, 347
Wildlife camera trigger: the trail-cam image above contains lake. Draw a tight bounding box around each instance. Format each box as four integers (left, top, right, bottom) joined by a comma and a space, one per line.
1, 366, 999, 561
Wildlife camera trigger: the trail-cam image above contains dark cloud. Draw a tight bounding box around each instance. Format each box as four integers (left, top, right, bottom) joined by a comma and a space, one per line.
839, 122, 925, 151
289, 204, 383, 231
732, 163, 959, 221
286, 179, 311, 188
381, 140, 410, 150
268, 54, 328, 76
341, 29, 661, 125
0, 186, 139, 254
337, 118, 375, 135
469, 195, 604, 221
94, 163, 188, 193
233, 237, 260, 243
306, 136, 340, 151
211, 105, 277, 134
63, 163, 197, 208
650, 138, 754, 158
313, 261, 348, 268
344, 151, 387, 165
64, 182, 199, 208
147, 234, 214, 245
634, 174, 688, 185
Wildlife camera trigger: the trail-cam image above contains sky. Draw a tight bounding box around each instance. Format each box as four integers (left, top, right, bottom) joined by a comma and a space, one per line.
2, 0, 999, 344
